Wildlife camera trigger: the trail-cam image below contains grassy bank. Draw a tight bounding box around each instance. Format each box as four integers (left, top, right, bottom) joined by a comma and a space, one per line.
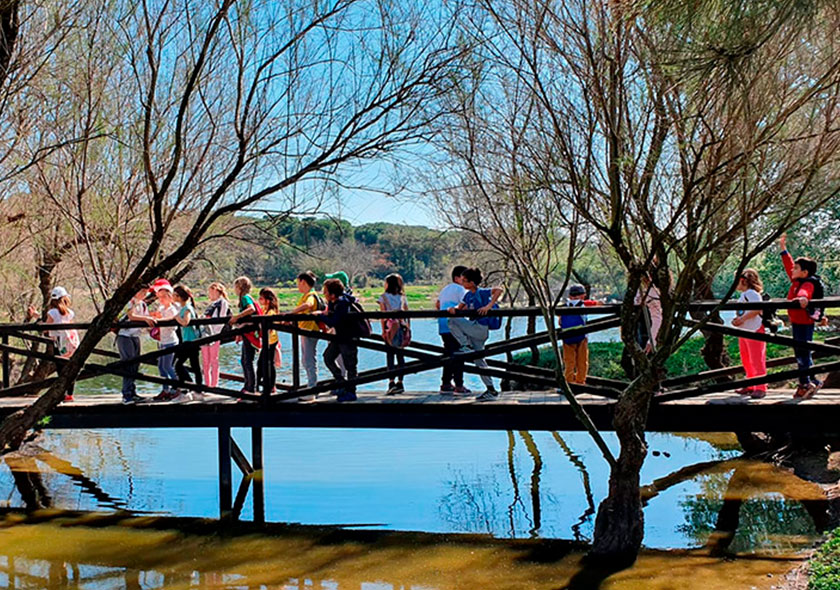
512, 336, 809, 382
808, 528, 840, 590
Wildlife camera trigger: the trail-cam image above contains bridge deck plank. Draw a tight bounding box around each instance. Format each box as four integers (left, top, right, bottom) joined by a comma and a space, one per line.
0, 388, 836, 433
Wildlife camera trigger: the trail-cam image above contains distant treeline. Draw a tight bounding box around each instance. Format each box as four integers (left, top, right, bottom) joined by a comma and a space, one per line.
220, 217, 471, 286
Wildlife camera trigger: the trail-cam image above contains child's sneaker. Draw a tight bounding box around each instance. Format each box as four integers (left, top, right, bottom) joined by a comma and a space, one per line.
801, 383, 819, 400
392, 382, 405, 394
475, 388, 499, 402
439, 384, 455, 395
454, 386, 472, 395
386, 382, 400, 395
337, 390, 357, 402
793, 384, 810, 399
749, 389, 766, 399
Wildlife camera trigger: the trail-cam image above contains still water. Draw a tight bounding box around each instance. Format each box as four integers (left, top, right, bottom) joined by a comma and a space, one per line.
0, 315, 820, 588
0, 427, 823, 589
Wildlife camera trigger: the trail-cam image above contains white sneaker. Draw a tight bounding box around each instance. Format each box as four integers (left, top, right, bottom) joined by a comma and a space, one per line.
190, 392, 207, 401
171, 392, 193, 403
299, 395, 315, 402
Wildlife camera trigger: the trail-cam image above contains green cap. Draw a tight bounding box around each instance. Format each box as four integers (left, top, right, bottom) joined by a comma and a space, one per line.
324, 271, 349, 288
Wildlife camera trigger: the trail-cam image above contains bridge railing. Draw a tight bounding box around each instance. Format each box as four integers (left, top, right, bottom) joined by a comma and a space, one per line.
0, 296, 839, 402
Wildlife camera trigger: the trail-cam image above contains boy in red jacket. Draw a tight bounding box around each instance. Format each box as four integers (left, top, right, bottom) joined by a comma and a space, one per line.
780, 234, 821, 399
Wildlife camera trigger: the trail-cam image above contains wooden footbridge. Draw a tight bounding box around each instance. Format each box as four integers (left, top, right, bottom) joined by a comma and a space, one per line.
1, 298, 840, 517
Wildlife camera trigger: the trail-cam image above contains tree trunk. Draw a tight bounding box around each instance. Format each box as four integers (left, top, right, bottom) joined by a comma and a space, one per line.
0, 292, 129, 452
690, 267, 730, 371
589, 377, 656, 564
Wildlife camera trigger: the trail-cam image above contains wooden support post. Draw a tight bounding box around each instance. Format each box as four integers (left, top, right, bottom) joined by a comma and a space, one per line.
261, 318, 271, 401
218, 426, 232, 517
252, 426, 264, 524
2, 334, 8, 389
292, 324, 300, 391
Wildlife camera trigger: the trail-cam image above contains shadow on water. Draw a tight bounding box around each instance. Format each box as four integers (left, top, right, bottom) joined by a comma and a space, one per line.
0, 431, 833, 589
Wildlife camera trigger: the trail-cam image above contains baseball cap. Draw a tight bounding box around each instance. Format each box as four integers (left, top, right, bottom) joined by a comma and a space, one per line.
50, 286, 69, 300
151, 278, 173, 292
324, 271, 349, 287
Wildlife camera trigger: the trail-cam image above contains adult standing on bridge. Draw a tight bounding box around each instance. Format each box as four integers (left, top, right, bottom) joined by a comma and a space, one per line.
731, 269, 767, 399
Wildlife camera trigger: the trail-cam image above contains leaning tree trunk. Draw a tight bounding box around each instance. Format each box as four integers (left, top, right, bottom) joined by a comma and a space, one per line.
690, 267, 730, 371
589, 375, 658, 564
0, 289, 130, 452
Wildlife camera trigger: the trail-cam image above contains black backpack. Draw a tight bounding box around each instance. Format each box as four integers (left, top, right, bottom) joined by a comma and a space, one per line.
760, 293, 780, 334
800, 275, 827, 322
348, 299, 372, 338
313, 292, 328, 312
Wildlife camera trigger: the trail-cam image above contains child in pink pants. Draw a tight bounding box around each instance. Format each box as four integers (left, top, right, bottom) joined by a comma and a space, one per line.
732, 269, 767, 398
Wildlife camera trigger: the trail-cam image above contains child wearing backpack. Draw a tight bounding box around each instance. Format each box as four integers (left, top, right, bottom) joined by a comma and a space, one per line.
447, 267, 503, 401
229, 276, 262, 396
257, 288, 280, 394
731, 269, 767, 398
201, 282, 230, 389
172, 284, 202, 399
560, 284, 602, 385
780, 234, 824, 399
379, 273, 410, 395
316, 278, 361, 402
290, 271, 322, 390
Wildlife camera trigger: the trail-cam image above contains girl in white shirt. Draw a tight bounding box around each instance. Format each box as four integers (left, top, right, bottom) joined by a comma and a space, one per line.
732, 268, 767, 398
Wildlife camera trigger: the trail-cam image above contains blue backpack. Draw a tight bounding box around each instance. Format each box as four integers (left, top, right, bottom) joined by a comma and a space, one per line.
474, 289, 502, 330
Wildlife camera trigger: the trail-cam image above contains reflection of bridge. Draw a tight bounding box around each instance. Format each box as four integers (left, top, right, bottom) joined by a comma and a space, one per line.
1, 299, 840, 518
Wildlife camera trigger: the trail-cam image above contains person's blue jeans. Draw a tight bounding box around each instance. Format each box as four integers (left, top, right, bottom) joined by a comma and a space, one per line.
117, 335, 141, 399
157, 342, 177, 393
792, 323, 817, 386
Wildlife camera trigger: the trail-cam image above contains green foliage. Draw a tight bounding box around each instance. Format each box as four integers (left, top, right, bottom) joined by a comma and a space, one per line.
809, 528, 840, 590
513, 337, 801, 381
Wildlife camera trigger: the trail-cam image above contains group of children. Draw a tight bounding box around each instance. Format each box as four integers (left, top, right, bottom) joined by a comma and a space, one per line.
728, 234, 826, 400
29, 231, 828, 403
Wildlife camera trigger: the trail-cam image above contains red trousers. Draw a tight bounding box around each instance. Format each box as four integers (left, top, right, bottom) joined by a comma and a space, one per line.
739, 327, 767, 392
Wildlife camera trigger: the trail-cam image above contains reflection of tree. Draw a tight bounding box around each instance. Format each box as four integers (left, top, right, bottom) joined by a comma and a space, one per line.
552, 432, 595, 542
678, 461, 826, 554
519, 431, 542, 538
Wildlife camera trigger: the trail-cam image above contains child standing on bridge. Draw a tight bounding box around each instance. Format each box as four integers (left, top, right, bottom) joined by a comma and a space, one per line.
229, 276, 261, 397
317, 278, 360, 402
151, 282, 180, 401
731, 269, 767, 399
201, 282, 230, 389
45, 287, 81, 402
117, 283, 156, 405
257, 288, 281, 394
448, 267, 503, 402
436, 265, 468, 395
173, 285, 202, 400
780, 234, 824, 399
379, 273, 410, 395
560, 284, 601, 385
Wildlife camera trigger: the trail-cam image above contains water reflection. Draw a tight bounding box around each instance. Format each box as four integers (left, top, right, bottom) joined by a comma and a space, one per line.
0, 429, 831, 557
0, 514, 808, 590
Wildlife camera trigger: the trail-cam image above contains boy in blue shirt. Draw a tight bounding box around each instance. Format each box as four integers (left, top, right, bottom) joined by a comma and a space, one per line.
561, 284, 601, 384
447, 267, 503, 401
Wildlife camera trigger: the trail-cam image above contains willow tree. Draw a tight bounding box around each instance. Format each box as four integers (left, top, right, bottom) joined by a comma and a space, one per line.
455, 0, 840, 562
0, 0, 466, 449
